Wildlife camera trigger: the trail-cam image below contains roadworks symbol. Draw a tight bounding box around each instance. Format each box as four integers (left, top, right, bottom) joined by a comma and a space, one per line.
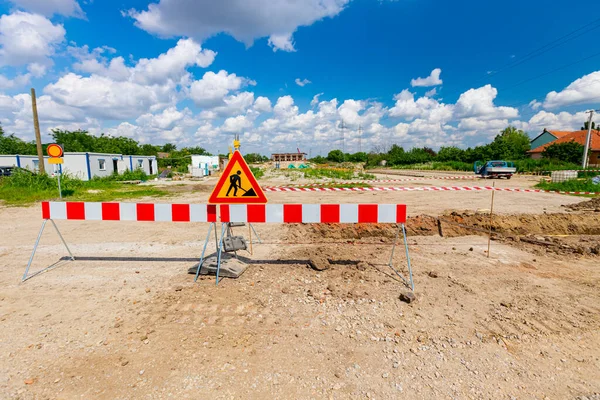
208, 151, 267, 204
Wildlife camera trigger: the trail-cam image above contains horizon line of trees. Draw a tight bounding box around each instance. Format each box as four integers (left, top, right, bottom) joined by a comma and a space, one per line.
0, 128, 211, 171
1, 124, 589, 168
313, 125, 586, 166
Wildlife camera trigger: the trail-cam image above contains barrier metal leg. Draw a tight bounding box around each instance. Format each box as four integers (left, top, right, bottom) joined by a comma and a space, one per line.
402, 224, 415, 291
250, 223, 262, 244
386, 223, 414, 290
50, 219, 74, 261
22, 219, 75, 282
215, 223, 227, 285
194, 222, 214, 282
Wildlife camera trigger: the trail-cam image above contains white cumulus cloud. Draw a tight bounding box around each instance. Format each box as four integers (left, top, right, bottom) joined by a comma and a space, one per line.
8, 0, 85, 18
295, 78, 312, 87
127, 0, 350, 52
0, 12, 65, 71
410, 68, 443, 87
543, 70, 600, 109
454, 84, 518, 120
189, 70, 249, 107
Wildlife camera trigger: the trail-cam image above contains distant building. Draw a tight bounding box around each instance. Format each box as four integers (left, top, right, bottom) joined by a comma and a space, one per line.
0, 152, 157, 180
528, 129, 600, 165
529, 129, 573, 150
189, 155, 220, 177
0, 154, 51, 172
271, 153, 307, 162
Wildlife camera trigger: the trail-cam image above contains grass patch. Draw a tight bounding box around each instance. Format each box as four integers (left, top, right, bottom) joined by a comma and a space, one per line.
0, 170, 167, 206
356, 172, 376, 180
249, 166, 264, 179
297, 182, 372, 189
535, 178, 600, 195
388, 160, 588, 174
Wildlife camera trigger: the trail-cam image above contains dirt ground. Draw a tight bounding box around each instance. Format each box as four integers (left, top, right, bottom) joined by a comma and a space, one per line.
1, 171, 599, 399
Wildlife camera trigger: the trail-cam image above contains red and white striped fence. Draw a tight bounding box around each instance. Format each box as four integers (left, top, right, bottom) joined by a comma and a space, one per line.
41, 201, 407, 224
261, 186, 600, 195
263, 176, 477, 187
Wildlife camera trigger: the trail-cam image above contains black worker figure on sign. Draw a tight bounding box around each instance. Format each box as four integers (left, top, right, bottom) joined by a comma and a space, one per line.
226, 170, 242, 196
225, 169, 258, 197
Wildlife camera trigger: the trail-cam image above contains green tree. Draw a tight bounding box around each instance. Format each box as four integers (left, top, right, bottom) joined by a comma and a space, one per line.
542, 141, 584, 164
0, 126, 37, 154
140, 144, 161, 156
244, 153, 267, 163
437, 146, 465, 162
162, 143, 177, 152
346, 152, 368, 162
327, 149, 345, 163
51, 129, 97, 152
491, 126, 531, 159
581, 121, 598, 131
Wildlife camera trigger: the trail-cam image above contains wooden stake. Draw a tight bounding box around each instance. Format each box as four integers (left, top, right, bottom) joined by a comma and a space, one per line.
30, 88, 45, 174
248, 224, 253, 256
487, 181, 496, 258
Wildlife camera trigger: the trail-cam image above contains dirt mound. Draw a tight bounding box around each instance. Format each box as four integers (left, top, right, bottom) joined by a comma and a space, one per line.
564, 197, 600, 211
284, 212, 600, 242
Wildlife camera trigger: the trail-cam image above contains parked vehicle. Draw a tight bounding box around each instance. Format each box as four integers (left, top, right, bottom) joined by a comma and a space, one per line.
474, 160, 516, 179
0, 166, 35, 177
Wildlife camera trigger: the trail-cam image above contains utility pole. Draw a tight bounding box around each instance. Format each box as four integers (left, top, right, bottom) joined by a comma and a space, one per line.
30, 88, 45, 174
582, 110, 597, 169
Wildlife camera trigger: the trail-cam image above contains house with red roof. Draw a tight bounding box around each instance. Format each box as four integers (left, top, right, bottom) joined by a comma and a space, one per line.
528, 129, 600, 166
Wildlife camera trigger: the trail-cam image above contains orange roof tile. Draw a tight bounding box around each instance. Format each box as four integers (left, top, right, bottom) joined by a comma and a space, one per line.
529, 130, 600, 153
546, 130, 575, 138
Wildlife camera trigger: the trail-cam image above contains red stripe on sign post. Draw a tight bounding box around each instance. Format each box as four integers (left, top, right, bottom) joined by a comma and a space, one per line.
219, 205, 230, 222
358, 204, 378, 223
247, 204, 266, 223
171, 204, 190, 222
320, 204, 340, 223
66, 202, 85, 220
283, 204, 303, 223
207, 205, 217, 222
102, 203, 120, 220
136, 204, 155, 221
396, 204, 407, 223
41, 201, 50, 219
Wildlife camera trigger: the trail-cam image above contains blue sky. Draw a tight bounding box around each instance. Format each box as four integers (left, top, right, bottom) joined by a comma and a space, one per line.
0, 0, 598, 155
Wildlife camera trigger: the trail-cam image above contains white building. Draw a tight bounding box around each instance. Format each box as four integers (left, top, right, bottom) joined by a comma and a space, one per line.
0, 152, 158, 180
189, 155, 219, 177
0, 155, 51, 172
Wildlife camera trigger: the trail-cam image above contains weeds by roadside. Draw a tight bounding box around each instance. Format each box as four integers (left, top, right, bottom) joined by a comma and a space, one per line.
535, 178, 600, 195
387, 160, 586, 174
0, 170, 167, 206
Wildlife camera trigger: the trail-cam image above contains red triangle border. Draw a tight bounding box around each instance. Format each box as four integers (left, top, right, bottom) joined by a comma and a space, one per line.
208, 151, 268, 204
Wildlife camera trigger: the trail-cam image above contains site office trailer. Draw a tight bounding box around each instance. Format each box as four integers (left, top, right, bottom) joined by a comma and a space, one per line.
61, 153, 122, 181
0, 155, 52, 172
124, 155, 157, 175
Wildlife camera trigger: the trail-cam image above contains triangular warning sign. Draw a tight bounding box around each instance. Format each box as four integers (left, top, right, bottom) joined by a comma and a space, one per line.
208, 151, 268, 204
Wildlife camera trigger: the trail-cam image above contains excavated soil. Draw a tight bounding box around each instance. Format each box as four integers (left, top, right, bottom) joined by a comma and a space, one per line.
565, 197, 600, 211
285, 212, 600, 240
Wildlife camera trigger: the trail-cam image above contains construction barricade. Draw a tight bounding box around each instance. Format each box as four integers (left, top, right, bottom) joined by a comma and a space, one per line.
24, 201, 413, 289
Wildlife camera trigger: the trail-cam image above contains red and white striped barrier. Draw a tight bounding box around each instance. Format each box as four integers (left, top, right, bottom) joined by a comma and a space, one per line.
41, 201, 407, 224
263, 176, 477, 188
262, 186, 600, 195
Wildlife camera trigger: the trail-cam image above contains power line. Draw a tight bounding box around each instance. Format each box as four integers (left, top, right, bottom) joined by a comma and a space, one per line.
487, 17, 600, 79
503, 51, 600, 91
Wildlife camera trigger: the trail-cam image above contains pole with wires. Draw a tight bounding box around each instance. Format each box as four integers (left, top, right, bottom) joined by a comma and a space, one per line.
582, 110, 597, 169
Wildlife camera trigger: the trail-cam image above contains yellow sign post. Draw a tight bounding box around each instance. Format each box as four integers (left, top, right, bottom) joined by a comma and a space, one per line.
46, 143, 64, 198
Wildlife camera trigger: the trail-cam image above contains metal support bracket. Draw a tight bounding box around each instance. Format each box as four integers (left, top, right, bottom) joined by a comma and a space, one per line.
22, 219, 75, 282
387, 223, 414, 290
